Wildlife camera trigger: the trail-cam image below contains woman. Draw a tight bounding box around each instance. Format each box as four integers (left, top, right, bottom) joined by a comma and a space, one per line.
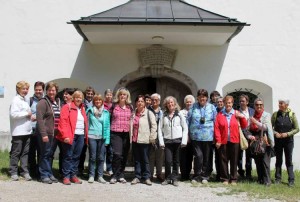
57, 90, 88, 185
9, 81, 32, 181
187, 89, 217, 184
246, 98, 274, 186
158, 96, 188, 186
36, 82, 61, 184
86, 94, 110, 184
214, 95, 247, 185
109, 87, 133, 184
103, 89, 114, 176
179, 95, 195, 181
62, 88, 76, 106
271, 99, 299, 187
130, 95, 157, 186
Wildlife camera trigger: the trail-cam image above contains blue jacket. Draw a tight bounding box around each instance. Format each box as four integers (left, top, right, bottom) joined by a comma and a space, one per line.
86, 106, 110, 145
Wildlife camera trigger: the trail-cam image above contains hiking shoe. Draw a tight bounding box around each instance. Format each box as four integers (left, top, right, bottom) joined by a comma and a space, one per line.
131, 178, 140, 185
41, 178, 53, 184
118, 178, 127, 184
288, 181, 294, 187
11, 175, 19, 181
108, 171, 113, 176
98, 177, 107, 184
22, 173, 32, 181
145, 179, 152, 186
275, 180, 281, 184
49, 176, 58, 183
173, 180, 179, 187
110, 177, 117, 184
201, 179, 208, 184
70, 176, 82, 184
88, 176, 94, 183
162, 179, 171, 185
63, 178, 71, 185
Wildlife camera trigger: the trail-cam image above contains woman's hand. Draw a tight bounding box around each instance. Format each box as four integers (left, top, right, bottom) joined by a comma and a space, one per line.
64, 138, 70, 144
42, 136, 49, 142
249, 135, 256, 141
215, 142, 221, 149
235, 111, 244, 119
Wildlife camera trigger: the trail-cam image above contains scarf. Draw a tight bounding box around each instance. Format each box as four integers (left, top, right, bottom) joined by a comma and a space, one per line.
93, 105, 104, 118
250, 110, 264, 131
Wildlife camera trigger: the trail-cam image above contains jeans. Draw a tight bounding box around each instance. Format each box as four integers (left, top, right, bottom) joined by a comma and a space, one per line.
105, 144, 113, 172
38, 134, 55, 179
88, 138, 106, 178
50, 137, 63, 174
149, 143, 164, 178
132, 142, 151, 180
9, 135, 31, 176
79, 139, 87, 173
164, 143, 181, 180
61, 134, 85, 179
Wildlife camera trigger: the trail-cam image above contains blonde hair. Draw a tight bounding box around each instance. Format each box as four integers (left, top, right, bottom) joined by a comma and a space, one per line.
163, 96, 181, 112
223, 95, 234, 103
113, 87, 131, 104
72, 90, 84, 101
184, 95, 195, 104
93, 93, 104, 105
16, 81, 30, 93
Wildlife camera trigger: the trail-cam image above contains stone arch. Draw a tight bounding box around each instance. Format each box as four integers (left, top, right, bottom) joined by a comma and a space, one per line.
114, 66, 198, 96
222, 79, 273, 113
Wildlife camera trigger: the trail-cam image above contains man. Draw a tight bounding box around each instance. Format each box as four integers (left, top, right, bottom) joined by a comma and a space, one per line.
28, 81, 45, 179
78, 86, 95, 176
238, 94, 254, 179
148, 93, 164, 181
145, 94, 152, 108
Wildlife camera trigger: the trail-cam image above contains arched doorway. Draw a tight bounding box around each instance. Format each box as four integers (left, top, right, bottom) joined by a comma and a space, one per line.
126, 76, 192, 109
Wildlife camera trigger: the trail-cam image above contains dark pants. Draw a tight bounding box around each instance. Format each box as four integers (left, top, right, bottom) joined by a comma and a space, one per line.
149, 143, 164, 178
132, 142, 151, 180
50, 137, 63, 175
61, 135, 85, 179
164, 143, 181, 181
105, 144, 113, 172
38, 135, 55, 179
180, 143, 193, 180
88, 138, 106, 178
192, 140, 213, 180
275, 137, 294, 183
238, 147, 252, 178
111, 132, 130, 179
254, 146, 271, 185
28, 132, 40, 178
218, 142, 240, 182
213, 144, 220, 180
78, 138, 87, 173
9, 135, 31, 176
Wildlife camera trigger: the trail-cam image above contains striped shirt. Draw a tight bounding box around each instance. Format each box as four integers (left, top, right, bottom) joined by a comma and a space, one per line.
51, 100, 60, 130
110, 104, 132, 132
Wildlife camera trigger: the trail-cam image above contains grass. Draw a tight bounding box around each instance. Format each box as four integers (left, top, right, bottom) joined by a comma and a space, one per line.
1, 151, 299, 201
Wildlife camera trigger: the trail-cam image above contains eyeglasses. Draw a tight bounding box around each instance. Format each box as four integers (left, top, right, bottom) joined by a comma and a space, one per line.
151, 99, 159, 102
255, 104, 263, 106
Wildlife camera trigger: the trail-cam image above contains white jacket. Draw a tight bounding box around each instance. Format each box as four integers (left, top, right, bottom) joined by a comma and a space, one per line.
158, 111, 188, 146
10, 94, 32, 136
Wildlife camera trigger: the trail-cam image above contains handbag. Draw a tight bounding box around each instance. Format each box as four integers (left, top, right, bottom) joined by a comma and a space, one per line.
250, 127, 267, 156
238, 121, 248, 150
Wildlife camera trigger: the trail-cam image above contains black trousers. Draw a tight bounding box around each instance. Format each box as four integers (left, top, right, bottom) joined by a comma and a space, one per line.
9, 135, 31, 176
238, 147, 252, 177
192, 140, 213, 180
275, 137, 294, 182
164, 143, 181, 180
28, 131, 40, 178
253, 146, 271, 185
179, 143, 193, 180
111, 132, 130, 179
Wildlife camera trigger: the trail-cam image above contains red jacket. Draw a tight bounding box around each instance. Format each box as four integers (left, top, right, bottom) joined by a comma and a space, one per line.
214, 111, 247, 144
57, 102, 88, 145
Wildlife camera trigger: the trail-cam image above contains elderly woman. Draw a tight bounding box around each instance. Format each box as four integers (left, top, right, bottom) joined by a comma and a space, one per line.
130, 95, 157, 186
187, 89, 217, 184
86, 94, 110, 184
246, 98, 274, 186
271, 99, 299, 187
158, 96, 188, 186
36, 82, 61, 184
109, 87, 133, 184
57, 90, 88, 185
214, 95, 247, 185
180, 95, 195, 181
9, 81, 32, 181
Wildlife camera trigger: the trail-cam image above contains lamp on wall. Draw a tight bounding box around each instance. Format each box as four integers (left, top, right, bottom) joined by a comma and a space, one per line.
152, 36, 164, 44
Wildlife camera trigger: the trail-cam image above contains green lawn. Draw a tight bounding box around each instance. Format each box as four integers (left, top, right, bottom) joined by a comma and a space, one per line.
1, 151, 299, 201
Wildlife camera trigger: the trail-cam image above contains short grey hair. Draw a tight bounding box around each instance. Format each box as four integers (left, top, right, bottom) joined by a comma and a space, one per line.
278, 99, 289, 105
184, 95, 195, 104
151, 93, 161, 100
254, 97, 264, 105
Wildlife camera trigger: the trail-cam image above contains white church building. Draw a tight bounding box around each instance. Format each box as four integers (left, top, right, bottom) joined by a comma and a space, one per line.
1, 0, 299, 168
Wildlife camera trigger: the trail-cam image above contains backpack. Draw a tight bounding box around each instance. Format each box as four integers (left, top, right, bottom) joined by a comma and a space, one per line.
29, 97, 34, 107
273, 110, 294, 123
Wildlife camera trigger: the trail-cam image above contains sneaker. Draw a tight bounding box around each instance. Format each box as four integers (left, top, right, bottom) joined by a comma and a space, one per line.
22, 173, 32, 181
156, 175, 164, 182
98, 177, 107, 184
49, 176, 58, 183
41, 177, 53, 184
63, 178, 71, 185
88, 176, 94, 183
191, 179, 198, 185
288, 181, 294, 187
131, 178, 140, 185
162, 179, 171, 185
70, 176, 82, 184
110, 177, 117, 184
11, 175, 19, 181
108, 171, 113, 176
118, 177, 127, 184
201, 179, 208, 184
173, 180, 179, 187
144, 179, 152, 186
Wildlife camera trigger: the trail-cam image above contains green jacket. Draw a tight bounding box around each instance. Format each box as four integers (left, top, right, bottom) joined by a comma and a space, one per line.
271, 108, 299, 137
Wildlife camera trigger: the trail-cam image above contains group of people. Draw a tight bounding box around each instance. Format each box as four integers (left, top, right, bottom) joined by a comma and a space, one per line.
9, 80, 298, 187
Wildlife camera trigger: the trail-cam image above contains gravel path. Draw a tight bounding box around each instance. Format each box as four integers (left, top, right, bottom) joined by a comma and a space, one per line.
0, 179, 277, 202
